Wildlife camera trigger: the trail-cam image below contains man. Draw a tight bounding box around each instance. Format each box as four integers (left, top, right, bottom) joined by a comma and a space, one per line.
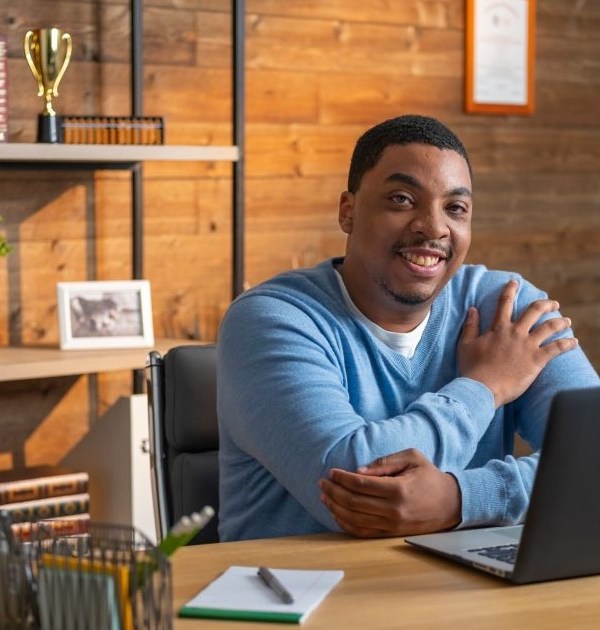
217, 115, 599, 541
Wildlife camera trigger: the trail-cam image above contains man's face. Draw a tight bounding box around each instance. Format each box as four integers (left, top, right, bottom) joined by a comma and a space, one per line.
339, 143, 472, 330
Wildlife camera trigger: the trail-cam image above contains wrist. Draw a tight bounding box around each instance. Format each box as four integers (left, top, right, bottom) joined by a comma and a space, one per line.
463, 373, 502, 408
443, 473, 462, 530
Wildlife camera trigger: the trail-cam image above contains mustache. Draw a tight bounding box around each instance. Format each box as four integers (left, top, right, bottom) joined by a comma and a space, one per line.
393, 240, 453, 258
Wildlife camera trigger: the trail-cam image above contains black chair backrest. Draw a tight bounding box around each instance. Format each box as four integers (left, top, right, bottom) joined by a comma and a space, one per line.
146, 344, 219, 544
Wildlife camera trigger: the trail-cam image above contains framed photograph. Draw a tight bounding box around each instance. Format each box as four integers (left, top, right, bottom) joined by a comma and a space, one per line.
57, 280, 154, 350
465, 0, 536, 115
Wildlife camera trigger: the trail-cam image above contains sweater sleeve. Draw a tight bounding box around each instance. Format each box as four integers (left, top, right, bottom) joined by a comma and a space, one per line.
452, 276, 600, 527
218, 292, 496, 530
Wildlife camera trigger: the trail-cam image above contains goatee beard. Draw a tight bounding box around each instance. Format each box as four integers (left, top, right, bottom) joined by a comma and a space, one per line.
376, 279, 430, 306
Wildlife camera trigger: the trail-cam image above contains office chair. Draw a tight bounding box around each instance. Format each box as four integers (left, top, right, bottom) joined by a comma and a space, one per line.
146, 344, 219, 544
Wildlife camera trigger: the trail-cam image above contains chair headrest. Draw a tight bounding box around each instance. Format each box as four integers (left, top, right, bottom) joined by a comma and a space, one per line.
164, 344, 218, 452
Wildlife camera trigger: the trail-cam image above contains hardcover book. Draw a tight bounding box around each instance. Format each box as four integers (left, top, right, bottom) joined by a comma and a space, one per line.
1, 492, 90, 523
0, 35, 7, 142
11, 513, 91, 542
0, 467, 89, 505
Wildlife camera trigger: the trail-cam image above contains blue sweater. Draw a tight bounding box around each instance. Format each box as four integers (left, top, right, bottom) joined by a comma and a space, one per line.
217, 259, 599, 540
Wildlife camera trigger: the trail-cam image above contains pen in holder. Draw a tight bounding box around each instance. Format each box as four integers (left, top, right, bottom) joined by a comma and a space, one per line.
159, 506, 215, 557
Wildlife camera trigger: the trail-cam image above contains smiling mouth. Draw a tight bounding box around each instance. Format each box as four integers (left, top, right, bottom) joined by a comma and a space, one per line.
400, 252, 444, 267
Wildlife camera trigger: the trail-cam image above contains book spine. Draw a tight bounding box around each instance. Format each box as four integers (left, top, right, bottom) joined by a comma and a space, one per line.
0, 473, 89, 505
2, 494, 90, 524
0, 35, 7, 142
11, 513, 91, 542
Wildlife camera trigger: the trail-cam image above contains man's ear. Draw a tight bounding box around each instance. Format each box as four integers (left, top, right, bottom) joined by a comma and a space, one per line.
339, 191, 354, 234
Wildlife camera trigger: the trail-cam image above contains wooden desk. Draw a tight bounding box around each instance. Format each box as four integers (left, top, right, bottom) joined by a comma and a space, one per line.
172, 533, 600, 629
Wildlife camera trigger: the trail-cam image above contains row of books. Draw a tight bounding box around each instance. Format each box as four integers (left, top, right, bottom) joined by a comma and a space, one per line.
61, 115, 165, 145
0, 466, 90, 541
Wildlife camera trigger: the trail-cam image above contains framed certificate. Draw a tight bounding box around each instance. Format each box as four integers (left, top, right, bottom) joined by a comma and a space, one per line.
465, 0, 536, 115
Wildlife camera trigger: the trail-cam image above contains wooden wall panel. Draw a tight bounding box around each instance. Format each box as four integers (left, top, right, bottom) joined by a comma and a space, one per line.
0, 376, 85, 469
319, 74, 463, 125
0, 0, 598, 469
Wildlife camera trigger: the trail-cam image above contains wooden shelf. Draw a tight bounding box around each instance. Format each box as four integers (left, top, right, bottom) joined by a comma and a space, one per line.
0, 143, 239, 163
0, 338, 203, 381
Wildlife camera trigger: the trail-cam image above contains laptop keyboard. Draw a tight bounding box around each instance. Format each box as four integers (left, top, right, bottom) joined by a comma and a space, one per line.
468, 543, 519, 565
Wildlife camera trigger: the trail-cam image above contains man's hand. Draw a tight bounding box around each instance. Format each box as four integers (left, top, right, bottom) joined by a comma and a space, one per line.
319, 449, 461, 538
459, 279, 578, 408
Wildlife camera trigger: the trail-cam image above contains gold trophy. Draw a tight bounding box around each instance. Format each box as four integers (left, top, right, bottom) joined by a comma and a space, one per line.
24, 27, 72, 143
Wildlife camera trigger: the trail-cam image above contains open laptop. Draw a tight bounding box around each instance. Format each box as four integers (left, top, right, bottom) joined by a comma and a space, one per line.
405, 387, 600, 584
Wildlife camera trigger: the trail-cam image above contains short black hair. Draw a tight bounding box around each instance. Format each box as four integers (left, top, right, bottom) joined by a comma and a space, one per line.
347, 114, 472, 193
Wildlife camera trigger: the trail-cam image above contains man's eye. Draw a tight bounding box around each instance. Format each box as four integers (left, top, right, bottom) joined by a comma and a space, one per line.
390, 193, 411, 204
448, 203, 468, 215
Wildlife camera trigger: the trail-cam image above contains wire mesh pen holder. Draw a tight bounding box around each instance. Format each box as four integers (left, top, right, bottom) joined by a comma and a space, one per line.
0, 513, 172, 629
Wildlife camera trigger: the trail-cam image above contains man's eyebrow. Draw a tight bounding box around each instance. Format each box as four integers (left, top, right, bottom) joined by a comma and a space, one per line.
384, 172, 422, 189
384, 172, 472, 198
450, 186, 472, 198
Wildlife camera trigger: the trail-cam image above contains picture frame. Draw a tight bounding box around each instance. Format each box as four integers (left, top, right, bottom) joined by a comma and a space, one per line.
57, 280, 154, 350
465, 0, 536, 115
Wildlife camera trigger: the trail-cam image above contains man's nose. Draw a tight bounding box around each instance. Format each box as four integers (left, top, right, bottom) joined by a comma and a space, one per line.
409, 206, 449, 240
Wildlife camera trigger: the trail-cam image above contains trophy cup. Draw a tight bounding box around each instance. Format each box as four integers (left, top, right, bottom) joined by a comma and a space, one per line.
24, 27, 72, 143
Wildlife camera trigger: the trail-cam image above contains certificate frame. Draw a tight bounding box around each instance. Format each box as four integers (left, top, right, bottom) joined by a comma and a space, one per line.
465, 0, 536, 115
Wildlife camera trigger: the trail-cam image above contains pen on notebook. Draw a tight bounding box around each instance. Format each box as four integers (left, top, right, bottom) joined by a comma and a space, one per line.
257, 566, 295, 604
159, 505, 215, 556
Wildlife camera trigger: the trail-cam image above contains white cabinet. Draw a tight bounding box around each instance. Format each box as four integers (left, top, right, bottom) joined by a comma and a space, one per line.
62, 393, 157, 543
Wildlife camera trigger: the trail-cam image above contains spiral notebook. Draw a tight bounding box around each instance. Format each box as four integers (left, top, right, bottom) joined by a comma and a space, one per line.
179, 565, 344, 624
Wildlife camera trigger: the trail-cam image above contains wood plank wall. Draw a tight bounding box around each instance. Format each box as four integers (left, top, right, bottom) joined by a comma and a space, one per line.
0, 0, 598, 469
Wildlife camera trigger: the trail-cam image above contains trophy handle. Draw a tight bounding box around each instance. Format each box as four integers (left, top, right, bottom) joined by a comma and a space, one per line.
24, 30, 44, 97
52, 32, 73, 97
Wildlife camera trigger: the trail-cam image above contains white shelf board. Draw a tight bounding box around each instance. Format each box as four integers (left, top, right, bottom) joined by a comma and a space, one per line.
0, 338, 204, 381
0, 143, 239, 163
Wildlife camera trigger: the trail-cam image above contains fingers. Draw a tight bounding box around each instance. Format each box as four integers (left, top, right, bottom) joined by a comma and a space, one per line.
515, 298, 560, 332
528, 315, 572, 346
319, 476, 395, 537
327, 508, 389, 539
320, 478, 389, 520
357, 448, 424, 476
488, 280, 570, 344
491, 279, 518, 328
520, 313, 579, 364
326, 500, 389, 538
323, 469, 397, 499
495, 281, 561, 334
538, 336, 579, 362
459, 306, 480, 345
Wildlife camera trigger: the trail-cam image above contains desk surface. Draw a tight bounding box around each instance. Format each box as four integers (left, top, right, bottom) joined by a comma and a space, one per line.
172, 533, 600, 629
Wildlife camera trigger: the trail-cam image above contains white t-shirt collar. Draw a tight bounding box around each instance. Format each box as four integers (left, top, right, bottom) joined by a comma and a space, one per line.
334, 268, 430, 358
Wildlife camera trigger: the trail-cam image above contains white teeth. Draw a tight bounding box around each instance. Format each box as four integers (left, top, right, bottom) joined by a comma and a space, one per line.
401, 253, 440, 267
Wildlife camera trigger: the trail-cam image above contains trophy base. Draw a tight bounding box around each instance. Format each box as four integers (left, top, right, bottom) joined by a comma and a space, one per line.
37, 113, 64, 143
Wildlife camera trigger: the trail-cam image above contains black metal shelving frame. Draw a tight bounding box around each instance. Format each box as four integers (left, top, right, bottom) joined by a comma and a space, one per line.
1, 2, 245, 393
130, 0, 245, 296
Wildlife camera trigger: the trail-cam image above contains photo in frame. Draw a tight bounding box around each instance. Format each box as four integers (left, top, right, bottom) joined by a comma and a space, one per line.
465, 0, 536, 115
57, 280, 154, 350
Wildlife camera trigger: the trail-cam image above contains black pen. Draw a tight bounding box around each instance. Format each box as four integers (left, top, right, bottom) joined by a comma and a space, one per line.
257, 566, 295, 604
